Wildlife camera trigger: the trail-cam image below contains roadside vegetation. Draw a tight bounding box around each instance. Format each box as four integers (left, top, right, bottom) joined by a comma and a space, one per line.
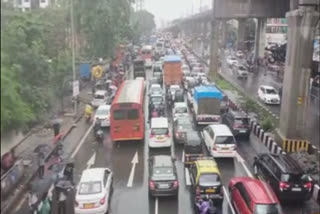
1, 0, 155, 134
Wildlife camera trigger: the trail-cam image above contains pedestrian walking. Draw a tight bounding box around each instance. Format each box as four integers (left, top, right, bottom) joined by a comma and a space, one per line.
28, 190, 38, 214
38, 152, 45, 179
52, 116, 61, 137
58, 189, 67, 214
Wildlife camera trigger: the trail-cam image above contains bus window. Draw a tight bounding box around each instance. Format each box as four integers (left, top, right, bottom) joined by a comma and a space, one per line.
128, 109, 139, 120
114, 109, 127, 120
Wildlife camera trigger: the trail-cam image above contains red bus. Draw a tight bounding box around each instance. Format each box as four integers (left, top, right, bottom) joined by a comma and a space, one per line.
110, 79, 145, 142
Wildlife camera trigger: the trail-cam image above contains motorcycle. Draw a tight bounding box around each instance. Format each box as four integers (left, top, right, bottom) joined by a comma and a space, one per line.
94, 121, 104, 143
195, 197, 218, 214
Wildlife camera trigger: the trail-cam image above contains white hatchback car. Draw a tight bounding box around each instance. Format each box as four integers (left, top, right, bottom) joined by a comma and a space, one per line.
202, 124, 237, 158
91, 90, 108, 108
75, 168, 113, 214
257, 85, 280, 104
149, 118, 171, 148
172, 102, 188, 120
94, 104, 111, 127
149, 84, 162, 96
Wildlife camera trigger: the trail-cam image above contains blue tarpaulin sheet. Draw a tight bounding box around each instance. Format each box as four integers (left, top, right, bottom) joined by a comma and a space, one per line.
194, 85, 223, 101
164, 55, 181, 63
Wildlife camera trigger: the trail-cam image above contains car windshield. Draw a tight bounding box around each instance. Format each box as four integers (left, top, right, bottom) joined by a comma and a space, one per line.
281, 173, 307, 183
239, 66, 246, 71
235, 118, 249, 125
96, 108, 109, 116
151, 97, 163, 103
153, 166, 174, 177
215, 136, 235, 145
265, 89, 277, 94
94, 94, 104, 99
151, 128, 168, 135
175, 107, 187, 113
178, 122, 192, 130
199, 173, 220, 186
151, 87, 161, 93
79, 181, 101, 195
254, 204, 282, 214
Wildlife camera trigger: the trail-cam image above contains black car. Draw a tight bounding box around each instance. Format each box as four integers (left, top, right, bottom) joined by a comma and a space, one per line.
183, 131, 203, 166
148, 155, 179, 197
253, 153, 313, 201
221, 110, 250, 139
173, 117, 193, 144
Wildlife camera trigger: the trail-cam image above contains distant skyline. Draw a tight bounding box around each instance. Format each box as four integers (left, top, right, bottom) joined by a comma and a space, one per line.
144, 0, 212, 28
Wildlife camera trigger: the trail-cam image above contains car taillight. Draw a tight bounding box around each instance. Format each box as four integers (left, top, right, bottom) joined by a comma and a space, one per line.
279, 182, 290, 190
74, 200, 79, 207
304, 182, 312, 190
173, 180, 179, 188
149, 181, 155, 189
100, 196, 106, 205
233, 124, 241, 128
175, 133, 180, 138
212, 145, 217, 151
150, 134, 154, 138
166, 133, 170, 137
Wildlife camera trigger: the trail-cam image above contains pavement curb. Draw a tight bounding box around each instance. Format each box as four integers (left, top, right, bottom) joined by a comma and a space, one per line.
1, 113, 84, 214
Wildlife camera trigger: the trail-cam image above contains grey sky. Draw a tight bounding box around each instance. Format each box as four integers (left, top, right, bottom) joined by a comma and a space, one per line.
144, 0, 212, 27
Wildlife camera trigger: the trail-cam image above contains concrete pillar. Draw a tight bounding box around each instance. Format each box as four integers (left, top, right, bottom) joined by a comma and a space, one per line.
277, 7, 319, 141
209, 19, 219, 81
254, 18, 266, 59
237, 19, 246, 50
220, 20, 227, 48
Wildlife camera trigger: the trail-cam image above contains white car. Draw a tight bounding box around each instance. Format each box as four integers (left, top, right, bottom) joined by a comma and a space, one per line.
145, 59, 153, 68
149, 118, 171, 148
94, 104, 111, 127
149, 84, 163, 96
226, 56, 238, 67
235, 50, 244, 58
258, 85, 280, 104
75, 168, 113, 214
91, 90, 108, 108
172, 102, 188, 120
202, 124, 237, 158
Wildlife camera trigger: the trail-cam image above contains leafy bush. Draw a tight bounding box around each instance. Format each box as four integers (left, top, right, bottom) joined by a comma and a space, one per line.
261, 117, 274, 132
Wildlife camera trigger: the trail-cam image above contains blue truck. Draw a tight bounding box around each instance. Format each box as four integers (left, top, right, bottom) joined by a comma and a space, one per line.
192, 85, 223, 125
79, 63, 91, 80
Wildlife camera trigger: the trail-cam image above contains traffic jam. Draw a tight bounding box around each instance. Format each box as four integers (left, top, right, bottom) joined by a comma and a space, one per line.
15, 34, 319, 214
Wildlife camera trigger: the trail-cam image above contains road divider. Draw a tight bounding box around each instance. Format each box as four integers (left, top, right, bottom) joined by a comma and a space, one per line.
282, 139, 310, 153
155, 197, 159, 214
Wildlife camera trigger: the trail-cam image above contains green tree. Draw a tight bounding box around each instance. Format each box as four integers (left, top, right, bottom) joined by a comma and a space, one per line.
130, 10, 156, 42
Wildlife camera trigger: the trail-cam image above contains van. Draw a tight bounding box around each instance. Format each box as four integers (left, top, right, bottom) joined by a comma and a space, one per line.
202, 124, 237, 158
149, 118, 171, 148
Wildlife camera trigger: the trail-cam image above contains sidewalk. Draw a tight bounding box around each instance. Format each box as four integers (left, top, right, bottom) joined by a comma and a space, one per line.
1, 86, 91, 213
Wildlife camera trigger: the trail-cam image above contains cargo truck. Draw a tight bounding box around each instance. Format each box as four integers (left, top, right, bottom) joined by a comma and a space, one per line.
192, 85, 223, 125
163, 55, 183, 87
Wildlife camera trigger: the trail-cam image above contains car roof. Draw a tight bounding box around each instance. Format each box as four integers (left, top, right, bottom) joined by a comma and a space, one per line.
95, 90, 107, 95
269, 154, 304, 174
229, 110, 248, 118
174, 102, 187, 107
153, 155, 173, 167
80, 168, 107, 182
235, 177, 279, 203
195, 160, 220, 174
260, 85, 275, 90
151, 117, 169, 128
186, 131, 201, 141
151, 84, 161, 88
208, 124, 233, 136
97, 104, 111, 111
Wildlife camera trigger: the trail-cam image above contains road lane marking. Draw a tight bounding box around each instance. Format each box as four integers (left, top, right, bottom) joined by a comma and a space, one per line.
155, 197, 159, 214
127, 151, 139, 187
185, 167, 191, 186
182, 150, 185, 163
70, 123, 94, 159
235, 152, 253, 178
223, 186, 236, 214
86, 152, 96, 169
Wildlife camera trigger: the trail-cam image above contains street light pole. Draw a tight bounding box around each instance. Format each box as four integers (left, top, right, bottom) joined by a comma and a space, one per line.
71, 0, 77, 116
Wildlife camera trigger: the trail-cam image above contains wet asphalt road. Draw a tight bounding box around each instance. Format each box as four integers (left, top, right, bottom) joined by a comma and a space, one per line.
194, 42, 319, 149
12, 66, 319, 214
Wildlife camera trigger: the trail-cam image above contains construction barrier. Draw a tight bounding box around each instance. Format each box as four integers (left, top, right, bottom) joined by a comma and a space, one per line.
282, 139, 310, 153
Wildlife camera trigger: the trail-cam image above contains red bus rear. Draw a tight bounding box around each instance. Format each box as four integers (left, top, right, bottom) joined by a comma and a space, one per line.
110, 79, 145, 142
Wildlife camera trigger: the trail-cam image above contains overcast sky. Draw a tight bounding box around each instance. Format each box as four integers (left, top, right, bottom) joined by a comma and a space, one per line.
144, 0, 212, 28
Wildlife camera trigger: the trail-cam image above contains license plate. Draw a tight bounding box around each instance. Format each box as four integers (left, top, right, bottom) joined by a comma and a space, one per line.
292, 188, 301, 191
206, 189, 215, 193
221, 147, 229, 150
239, 130, 246, 133
84, 203, 95, 209
156, 136, 164, 140
159, 183, 169, 189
